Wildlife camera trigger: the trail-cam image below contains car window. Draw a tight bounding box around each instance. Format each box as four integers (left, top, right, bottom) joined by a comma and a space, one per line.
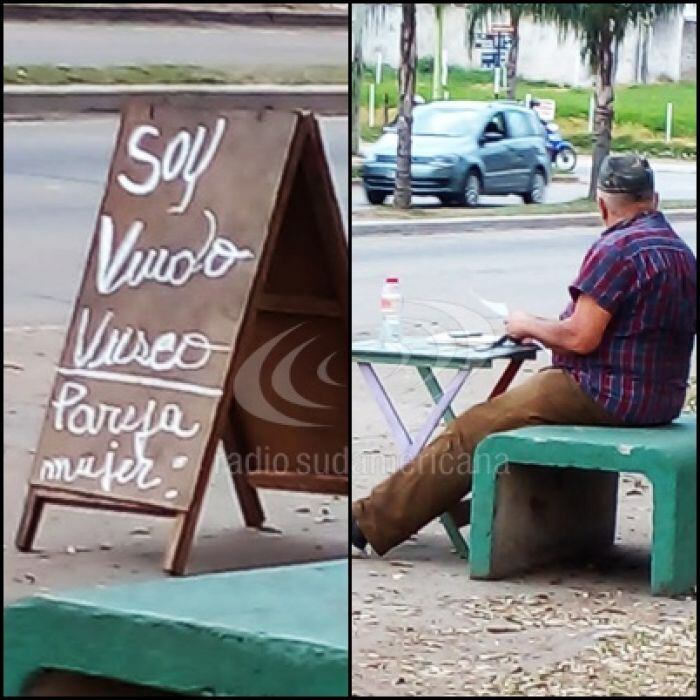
505, 110, 533, 138
527, 111, 546, 137
483, 112, 507, 137
412, 107, 485, 137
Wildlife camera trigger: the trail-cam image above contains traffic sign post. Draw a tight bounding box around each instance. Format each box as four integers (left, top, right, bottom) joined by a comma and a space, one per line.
477, 27, 513, 97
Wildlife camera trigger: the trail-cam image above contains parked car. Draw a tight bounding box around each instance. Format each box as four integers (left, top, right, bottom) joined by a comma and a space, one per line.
361, 100, 551, 206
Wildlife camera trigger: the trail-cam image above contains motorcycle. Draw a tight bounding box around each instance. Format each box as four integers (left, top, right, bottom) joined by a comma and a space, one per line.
543, 121, 577, 173
528, 98, 577, 173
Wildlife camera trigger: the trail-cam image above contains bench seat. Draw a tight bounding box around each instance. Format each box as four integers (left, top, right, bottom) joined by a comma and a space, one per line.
4, 560, 348, 696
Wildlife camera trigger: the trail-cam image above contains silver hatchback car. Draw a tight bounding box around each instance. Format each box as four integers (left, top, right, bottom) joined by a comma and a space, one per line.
361, 100, 551, 206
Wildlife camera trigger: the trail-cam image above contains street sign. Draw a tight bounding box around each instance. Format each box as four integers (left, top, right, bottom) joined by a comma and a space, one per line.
489, 24, 514, 33
16, 101, 349, 574
532, 98, 556, 122
476, 30, 511, 68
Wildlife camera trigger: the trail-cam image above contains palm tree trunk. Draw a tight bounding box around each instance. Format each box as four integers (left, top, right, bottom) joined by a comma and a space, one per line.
395, 3, 416, 209
351, 40, 362, 154
351, 5, 363, 155
589, 31, 615, 199
432, 4, 444, 100
506, 15, 519, 101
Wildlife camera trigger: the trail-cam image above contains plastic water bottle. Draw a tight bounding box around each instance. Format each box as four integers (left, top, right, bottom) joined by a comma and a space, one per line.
380, 277, 403, 345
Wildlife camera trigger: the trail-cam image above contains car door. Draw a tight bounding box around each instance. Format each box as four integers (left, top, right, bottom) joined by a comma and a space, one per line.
504, 109, 536, 191
478, 111, 519, 194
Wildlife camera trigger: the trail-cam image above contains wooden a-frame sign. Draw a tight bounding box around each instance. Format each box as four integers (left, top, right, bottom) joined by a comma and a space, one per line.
16, 102, 348, 574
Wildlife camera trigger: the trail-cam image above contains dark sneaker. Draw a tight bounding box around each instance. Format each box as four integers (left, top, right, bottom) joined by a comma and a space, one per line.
351, 517, 368, 554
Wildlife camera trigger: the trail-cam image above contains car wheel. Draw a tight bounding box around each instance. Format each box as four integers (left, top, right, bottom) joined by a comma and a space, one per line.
523, 171, 546, 204
464, 173, 481, 207
555, 147, 577, 173
366, 190, 388, 205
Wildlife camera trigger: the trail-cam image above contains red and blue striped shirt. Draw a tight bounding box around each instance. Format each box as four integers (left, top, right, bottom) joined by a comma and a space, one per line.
553, 211, 696, 425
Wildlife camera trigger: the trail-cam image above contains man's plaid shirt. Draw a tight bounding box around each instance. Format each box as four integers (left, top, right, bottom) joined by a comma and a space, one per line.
553, 211, 696, 425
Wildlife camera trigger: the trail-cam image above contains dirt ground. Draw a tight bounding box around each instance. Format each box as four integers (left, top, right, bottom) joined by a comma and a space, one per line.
351, 357, 696, 696
3, 327, 348, 604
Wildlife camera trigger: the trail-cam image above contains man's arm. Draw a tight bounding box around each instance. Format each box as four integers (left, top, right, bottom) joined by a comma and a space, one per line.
505, 294, 612, 355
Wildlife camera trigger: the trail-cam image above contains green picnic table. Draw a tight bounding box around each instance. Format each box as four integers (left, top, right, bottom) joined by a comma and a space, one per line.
352, 336, 538, 557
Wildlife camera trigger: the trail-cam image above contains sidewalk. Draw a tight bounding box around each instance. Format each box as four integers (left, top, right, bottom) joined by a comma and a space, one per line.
3, 326, 347, 603
3, 83, 349, 117
3, 3, 348, 28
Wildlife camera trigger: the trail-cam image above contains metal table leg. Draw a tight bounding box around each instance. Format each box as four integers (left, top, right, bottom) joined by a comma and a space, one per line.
416, 366, 470, 560
358, 361, 472, 560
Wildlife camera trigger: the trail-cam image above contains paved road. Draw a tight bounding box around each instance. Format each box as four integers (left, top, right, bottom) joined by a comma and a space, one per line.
4, 21, 347, 67
352, 156, 697, 211
3, 116, 348, 326
352, 221, 697, 338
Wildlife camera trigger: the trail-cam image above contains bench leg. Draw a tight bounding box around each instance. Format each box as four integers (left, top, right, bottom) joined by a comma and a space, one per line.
650, 472, 697, 596
471, 464, 619, 579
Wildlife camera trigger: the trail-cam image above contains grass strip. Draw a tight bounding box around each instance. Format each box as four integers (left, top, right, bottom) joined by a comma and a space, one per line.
4, 63, 348, 86
352, 198, 696, 220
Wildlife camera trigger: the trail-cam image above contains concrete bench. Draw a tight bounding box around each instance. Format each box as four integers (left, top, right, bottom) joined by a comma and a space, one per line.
470, 415, 696, 596
4, 560, 348, 696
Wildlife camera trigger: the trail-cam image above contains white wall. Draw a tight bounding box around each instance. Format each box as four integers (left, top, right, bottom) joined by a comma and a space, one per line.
361, 5, 688, 86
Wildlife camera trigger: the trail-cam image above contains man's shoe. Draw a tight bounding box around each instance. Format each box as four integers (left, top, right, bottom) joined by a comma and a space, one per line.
351, 517, 368, 553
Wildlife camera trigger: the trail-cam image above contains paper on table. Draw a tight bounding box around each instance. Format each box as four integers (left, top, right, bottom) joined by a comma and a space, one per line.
470, 289, 509, 319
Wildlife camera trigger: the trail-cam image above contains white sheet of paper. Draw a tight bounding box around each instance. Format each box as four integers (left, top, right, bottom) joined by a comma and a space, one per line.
471, 290, 509, 319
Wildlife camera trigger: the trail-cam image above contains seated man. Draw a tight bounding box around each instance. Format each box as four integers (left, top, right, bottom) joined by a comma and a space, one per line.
352, 154, 697, 556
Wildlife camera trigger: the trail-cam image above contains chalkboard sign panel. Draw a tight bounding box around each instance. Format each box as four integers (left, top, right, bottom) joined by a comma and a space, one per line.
16, 103, 348, 573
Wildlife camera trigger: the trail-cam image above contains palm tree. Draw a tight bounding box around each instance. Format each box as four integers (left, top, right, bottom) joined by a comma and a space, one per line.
394, 3, 417, 209
351, 4, 367, 155
465, 4, 539, 100
535, 4, 685, 198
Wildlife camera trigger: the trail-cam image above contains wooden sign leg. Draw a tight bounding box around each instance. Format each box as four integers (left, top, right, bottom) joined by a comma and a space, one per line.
164, 509, 200, 576
15, 488, 45, 552
229, 472, 265, 528
221, 429, 265, 528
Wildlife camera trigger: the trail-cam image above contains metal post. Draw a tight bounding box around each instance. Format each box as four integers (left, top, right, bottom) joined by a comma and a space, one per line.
588, 95, 595, 133
665, 102, 673, 143
368, 83, 375, 127
442, 48, 448, 88
375, 51, 382, 85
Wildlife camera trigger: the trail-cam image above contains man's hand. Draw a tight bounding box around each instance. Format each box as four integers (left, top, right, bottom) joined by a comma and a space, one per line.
505, 295, 612, 355
505, 310, 536, 340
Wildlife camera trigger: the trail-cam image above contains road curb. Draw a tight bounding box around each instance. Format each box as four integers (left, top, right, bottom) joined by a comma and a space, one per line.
3, 3, 348, 28
3, 84, 348, 117
351, 209, 697, 236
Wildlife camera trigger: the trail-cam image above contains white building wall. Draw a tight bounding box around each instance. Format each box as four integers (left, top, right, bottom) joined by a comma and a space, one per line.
361, 5, 688, 86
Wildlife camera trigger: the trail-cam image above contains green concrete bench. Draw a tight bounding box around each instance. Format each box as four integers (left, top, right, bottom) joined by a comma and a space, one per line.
4, 560, 348, 697
470, 415, 696, 596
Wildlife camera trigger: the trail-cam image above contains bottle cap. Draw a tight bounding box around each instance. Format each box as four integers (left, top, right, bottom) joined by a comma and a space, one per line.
386, 277, 399, 283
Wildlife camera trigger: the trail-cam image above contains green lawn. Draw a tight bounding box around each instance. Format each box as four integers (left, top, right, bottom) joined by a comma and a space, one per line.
4, 63, 347, 85
360, 66, 696, 157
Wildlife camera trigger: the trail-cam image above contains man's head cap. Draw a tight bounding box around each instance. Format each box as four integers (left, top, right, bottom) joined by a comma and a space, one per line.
597, 153, 654, 198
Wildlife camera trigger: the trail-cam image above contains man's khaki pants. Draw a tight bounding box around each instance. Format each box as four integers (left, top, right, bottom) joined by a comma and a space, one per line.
352, 368, 624, 556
